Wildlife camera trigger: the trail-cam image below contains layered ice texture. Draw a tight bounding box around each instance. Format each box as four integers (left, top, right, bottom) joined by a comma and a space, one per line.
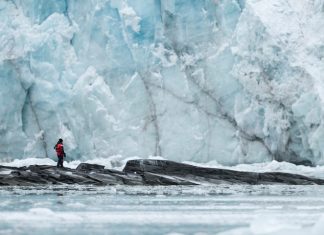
1, 0, 324, 166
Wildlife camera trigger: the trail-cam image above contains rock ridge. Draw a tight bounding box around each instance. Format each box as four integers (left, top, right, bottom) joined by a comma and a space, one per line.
0, 159, 323, 186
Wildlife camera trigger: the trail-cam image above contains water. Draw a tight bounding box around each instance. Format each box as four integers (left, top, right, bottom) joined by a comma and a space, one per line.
0, 185, 324, 235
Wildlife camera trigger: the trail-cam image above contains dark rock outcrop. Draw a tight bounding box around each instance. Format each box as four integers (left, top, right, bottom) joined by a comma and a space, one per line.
0, 159, 323, 186
76, 163, 105, 172
124, 159, 324, 185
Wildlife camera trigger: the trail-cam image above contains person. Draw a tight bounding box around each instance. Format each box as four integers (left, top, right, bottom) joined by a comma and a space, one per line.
54, 138, 66, 168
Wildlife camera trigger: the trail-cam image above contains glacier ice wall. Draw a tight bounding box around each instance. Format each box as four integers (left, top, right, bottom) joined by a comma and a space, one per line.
1, 0, 324, 165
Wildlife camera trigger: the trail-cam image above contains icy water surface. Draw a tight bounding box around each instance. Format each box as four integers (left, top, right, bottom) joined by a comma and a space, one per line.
1, 185, 324, 235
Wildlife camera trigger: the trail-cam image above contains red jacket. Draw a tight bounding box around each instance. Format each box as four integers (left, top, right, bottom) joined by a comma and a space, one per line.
55, 143, 65, 157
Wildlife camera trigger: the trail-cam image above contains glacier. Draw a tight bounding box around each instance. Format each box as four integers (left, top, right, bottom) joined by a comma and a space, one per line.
1, 0, 324, 166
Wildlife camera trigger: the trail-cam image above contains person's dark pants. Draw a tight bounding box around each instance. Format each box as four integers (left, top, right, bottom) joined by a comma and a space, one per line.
57, 156, 64, 168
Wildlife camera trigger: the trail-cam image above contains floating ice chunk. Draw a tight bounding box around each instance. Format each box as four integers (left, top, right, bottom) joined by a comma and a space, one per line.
312, 215, 324, 235
66, 203, 86, 208
29, 208, 55, 216
250, 216, 302, 234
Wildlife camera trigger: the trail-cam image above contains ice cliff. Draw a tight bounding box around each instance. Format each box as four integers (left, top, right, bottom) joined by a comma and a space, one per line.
1, 0, 324, 166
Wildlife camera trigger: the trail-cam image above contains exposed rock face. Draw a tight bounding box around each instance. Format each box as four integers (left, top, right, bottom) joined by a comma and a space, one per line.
0, 160, 324, 186
0, 164, 142, 186
124, 160, 324, 185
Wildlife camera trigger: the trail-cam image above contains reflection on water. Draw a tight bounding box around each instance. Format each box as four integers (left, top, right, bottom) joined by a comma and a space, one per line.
0, 185, 324, 235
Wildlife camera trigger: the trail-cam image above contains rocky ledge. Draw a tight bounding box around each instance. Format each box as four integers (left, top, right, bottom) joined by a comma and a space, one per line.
0, 159, 323, 186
